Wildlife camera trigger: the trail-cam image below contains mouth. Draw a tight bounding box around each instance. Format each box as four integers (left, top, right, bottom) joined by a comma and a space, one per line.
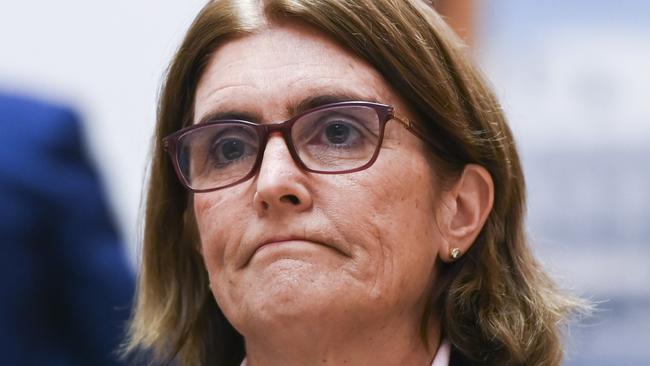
244, 235, 348, 267
255, 236, 322, 257
256, 238, 315, 253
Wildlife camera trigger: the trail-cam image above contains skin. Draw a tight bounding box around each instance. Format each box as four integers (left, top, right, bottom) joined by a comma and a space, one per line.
192, 22, 493, 366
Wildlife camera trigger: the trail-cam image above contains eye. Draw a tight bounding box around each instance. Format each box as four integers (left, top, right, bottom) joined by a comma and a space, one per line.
310, 117, 365, 148
208, 128, 257, 167
292, 106, 381, 157
324, 121, 356, 145
219, 139, 247, 160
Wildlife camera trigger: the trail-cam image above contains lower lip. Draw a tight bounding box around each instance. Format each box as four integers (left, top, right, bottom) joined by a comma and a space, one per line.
251, 240, 324, 261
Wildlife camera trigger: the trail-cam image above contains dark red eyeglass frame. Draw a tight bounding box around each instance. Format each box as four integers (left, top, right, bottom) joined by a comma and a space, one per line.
163, 101, 421, 193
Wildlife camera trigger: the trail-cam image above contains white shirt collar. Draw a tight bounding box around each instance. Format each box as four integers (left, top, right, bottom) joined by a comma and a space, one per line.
431, 338, 451, 366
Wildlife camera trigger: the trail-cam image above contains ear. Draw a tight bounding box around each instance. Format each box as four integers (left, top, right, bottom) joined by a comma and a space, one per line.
437, 164, 494, 263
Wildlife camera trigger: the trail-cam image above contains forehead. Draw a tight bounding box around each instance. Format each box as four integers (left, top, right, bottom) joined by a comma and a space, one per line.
193, 22, 403, 123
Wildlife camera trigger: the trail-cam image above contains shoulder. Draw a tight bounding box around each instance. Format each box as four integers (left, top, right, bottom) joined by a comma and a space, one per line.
0, 91, 86, 174
0, 91, 78, 123
0, 91, 82, 150
0, 91, 92, 218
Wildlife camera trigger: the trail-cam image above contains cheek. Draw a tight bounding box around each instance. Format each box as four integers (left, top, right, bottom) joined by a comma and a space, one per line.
327, 154, 441, 298
193, 191, 247, 274
373, 174, 439, 266
193, 195, 224, 271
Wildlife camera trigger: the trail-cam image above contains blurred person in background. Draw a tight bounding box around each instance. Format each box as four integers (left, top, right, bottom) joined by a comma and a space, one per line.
0, 92, 135, 365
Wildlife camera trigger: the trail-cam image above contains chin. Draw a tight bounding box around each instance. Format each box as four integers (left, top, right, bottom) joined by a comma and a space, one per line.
240, 260, 348, 322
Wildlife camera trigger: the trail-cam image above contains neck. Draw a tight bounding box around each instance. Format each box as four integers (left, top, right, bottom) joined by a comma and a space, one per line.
242, 315, 441, 366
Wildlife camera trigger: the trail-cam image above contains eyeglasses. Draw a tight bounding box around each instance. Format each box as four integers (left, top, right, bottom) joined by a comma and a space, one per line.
163, 101, 418, 193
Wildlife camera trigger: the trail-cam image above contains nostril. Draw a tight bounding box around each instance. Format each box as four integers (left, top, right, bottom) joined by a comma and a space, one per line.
280, 194, 300, 205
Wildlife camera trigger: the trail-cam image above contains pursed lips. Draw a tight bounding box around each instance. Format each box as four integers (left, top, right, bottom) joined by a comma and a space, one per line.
258, 236, 314, 251
242, 234, 349, 268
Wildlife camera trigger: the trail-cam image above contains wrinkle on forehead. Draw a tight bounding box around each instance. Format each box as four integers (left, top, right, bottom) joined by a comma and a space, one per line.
192, 22, 398, 122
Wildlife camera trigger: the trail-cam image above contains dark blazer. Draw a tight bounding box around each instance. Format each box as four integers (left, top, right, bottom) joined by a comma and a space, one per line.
0, 92, 134, 365
449, 346, 471, 366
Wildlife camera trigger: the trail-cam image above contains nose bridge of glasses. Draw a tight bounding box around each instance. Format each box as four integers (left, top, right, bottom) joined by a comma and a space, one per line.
259, 114, 300, 151
258, 119, 303, 170
262, 116, 295, 139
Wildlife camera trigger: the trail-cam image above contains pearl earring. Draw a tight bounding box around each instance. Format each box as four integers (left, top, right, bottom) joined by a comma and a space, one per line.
450, 247, 462, 261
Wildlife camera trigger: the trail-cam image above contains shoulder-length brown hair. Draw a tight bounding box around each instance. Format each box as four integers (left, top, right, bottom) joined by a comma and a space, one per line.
124, 1, 582, 365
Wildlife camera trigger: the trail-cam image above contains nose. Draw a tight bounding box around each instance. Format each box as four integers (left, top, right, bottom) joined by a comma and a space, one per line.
253, 133, 313, 216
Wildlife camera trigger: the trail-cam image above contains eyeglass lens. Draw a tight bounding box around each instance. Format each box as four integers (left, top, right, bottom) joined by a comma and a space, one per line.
176, 104, 382, 190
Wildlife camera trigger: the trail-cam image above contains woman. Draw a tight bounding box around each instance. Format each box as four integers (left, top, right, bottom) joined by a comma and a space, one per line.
124, 0, 582, 365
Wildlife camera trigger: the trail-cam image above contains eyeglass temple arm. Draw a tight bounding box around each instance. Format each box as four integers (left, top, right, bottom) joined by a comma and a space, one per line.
392, 114, 436, 148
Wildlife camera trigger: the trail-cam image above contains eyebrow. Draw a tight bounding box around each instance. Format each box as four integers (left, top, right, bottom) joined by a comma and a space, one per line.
196, 110, 262, 125
287, 92, 380, 116
196, 91, 380, 125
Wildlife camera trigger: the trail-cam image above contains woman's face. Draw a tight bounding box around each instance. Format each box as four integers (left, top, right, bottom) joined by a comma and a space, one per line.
193, 23, 447, 338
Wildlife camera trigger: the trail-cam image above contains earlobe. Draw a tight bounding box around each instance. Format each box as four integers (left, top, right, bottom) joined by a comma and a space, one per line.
438, 164, 494, 263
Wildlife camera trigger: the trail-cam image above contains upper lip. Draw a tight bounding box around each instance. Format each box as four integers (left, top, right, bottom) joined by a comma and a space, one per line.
258, 235, 309, 247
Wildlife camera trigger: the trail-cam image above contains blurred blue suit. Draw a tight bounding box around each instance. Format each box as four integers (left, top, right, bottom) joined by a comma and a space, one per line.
0, 92, 135, 365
